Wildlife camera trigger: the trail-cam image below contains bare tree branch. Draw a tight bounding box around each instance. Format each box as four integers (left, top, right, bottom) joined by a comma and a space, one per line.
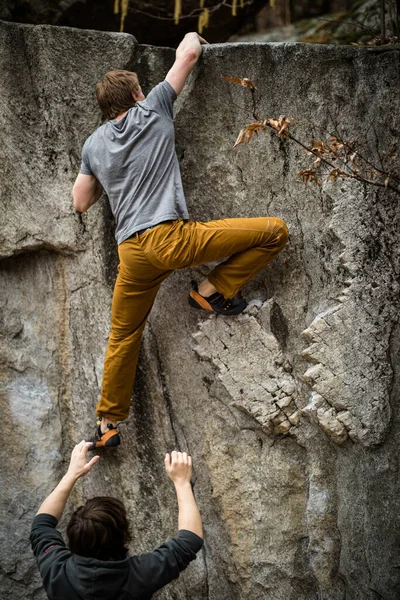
223, 77, 400, 196
128, 0, 255, 22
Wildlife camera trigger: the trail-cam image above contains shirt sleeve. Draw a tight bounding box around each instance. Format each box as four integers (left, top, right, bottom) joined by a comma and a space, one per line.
129, 530, 203, 595
79, 137, 93, 175
144, 81, 177, 120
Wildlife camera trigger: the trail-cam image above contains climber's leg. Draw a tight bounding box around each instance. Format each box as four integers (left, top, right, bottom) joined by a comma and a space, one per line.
89, 234, 171, 448
186, 217, 289, 314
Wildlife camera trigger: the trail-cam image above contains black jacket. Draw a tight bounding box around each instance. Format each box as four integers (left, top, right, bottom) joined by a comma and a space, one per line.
30, 513, 203, 600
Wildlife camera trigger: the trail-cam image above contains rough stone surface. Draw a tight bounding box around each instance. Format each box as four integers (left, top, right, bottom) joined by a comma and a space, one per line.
0, 20, 399, 600
192, 300, 301, 437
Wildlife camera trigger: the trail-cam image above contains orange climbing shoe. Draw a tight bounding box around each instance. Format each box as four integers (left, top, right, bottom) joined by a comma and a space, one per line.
188, 281, 247, 316
88, 420, 120, 449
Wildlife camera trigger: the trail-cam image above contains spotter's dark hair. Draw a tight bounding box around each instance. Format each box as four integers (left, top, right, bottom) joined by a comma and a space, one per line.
67, 496, 131, 560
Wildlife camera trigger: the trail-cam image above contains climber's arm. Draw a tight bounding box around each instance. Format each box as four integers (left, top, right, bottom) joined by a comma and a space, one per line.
72, 173, 103, 213
36, 442, 100, 520
165, 451, 203, 538
166, 32, 208, 96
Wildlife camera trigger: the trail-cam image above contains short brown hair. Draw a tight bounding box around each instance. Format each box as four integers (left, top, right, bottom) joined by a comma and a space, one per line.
67, 497, 131, 560
96, 70, 141, 120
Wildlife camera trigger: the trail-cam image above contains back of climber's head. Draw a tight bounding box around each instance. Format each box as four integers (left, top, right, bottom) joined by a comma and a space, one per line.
96, 70, 142, 121
67, 496, 131, 560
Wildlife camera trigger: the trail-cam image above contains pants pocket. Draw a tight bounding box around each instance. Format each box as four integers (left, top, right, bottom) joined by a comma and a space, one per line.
143, 222, 193, 270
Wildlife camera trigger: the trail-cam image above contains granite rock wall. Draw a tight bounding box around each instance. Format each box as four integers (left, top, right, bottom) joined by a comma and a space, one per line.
0, 20, 399, 600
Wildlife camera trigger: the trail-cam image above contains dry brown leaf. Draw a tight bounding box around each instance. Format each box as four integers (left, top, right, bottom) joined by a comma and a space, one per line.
221, 76, 257, 89
277, 115, 290, 136
233, 121, 267, 148
268, 118, 280, 131
234, 127, 247, 148
367, 168, 378, 181
298, 168, 320, 185
349, 152, 357, 163
327, 168, 348, 183
329, 137, 344, 154
267, 116, 290, 136
311, 140, 329, 157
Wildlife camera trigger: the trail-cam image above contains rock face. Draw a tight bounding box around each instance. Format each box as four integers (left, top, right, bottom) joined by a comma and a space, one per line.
0, 19, 399, 600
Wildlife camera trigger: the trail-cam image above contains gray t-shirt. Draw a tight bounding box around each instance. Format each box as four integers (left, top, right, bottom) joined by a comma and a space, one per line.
80, 80, 189, 244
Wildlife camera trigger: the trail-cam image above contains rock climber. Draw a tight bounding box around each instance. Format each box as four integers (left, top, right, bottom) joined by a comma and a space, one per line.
72, 32, 288, 448
31, 442, 203, 599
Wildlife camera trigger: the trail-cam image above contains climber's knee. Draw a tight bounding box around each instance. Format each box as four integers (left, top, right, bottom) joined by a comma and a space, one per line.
274, 218, 289, 249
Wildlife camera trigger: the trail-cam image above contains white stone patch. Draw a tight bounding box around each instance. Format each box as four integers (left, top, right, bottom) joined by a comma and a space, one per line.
308, 488, 332, 517
6, 375, 54, 427
3, 374, 62, 469
301, 293, 392, 446
192, 300, 301, 436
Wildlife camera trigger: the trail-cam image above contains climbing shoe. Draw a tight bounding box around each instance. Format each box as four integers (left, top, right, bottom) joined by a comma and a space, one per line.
188, 281, 247, 316
88, 420, 120, 450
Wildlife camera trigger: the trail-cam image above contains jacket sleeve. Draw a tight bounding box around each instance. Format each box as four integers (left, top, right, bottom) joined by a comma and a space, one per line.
30, 513, 71, 588
30, 513, 66, 556
144, 81, 177, 120
129, 529, 203, 595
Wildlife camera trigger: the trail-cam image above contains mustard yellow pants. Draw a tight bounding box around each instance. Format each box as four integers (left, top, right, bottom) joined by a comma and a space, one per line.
96, 217, 288, 421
